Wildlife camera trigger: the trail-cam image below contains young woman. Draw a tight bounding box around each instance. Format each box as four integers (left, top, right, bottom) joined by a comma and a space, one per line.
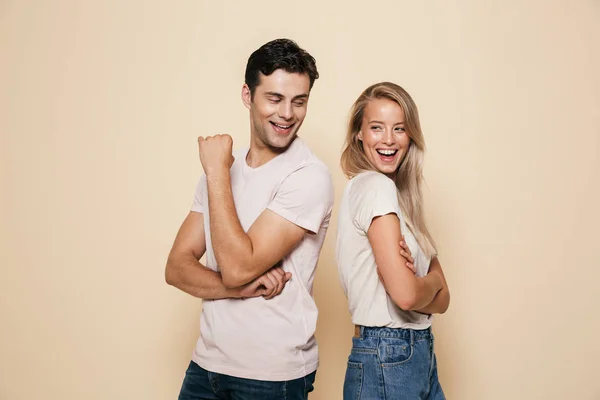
336, 82, 450, 399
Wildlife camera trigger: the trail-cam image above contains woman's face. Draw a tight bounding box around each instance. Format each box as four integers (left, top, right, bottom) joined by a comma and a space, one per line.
358, 98, 411, 178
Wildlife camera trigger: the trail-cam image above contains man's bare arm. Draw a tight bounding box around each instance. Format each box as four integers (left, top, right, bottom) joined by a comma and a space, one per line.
207, 169, 305, 287
165, 211, 244, 299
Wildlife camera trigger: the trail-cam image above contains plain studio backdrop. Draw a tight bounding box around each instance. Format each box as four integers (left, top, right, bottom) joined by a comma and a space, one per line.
2, 1, 599, 399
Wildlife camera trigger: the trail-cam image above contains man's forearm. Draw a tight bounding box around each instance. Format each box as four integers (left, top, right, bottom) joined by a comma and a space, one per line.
206, 170, 255, 285
166, 253, 241, 300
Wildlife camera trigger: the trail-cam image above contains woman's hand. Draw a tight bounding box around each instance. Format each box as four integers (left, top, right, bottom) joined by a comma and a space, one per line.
400, 236, 416, 274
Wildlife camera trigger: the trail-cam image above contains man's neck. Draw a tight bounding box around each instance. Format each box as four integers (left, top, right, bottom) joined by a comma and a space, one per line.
246, 135, 291, 168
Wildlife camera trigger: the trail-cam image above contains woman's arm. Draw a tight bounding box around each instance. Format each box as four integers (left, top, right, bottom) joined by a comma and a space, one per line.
415, 257, 450, 314
368, 214, 443, 310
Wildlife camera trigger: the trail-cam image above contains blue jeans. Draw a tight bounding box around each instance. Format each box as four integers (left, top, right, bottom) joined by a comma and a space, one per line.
178, 361, 316, 400
343, 326, 445, 400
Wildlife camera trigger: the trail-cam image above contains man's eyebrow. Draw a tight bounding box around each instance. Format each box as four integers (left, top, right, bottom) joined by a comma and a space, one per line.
264, 91, 284, 98
263, 92, 309, 100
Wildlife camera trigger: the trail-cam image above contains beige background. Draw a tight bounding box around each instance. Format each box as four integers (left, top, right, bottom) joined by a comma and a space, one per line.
2, 1, 600, 399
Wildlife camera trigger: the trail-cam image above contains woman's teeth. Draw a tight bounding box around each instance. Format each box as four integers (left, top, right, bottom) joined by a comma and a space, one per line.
377, 149, 397, 156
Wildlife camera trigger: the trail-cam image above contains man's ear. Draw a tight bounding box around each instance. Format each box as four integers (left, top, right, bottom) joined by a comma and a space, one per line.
241, 84, 252, 110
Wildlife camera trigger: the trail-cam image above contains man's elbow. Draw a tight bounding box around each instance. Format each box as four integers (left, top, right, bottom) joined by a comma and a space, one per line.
220, 267, 251, 289
165, 261, 177, 286
221, 275, 243, 289
165, 256, 184, 287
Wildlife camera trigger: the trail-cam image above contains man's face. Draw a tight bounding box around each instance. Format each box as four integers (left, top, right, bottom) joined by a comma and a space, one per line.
242, 69, 311, 151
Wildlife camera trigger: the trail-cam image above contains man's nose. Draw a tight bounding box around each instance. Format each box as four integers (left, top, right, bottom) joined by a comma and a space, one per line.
278, 102, 293, 120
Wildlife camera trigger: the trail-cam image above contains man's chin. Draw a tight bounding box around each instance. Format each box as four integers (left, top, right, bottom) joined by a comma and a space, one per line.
267, 133, 297, 153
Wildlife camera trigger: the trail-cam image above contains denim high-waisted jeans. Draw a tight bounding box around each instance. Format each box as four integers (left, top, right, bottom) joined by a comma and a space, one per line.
343, 326, 445, 400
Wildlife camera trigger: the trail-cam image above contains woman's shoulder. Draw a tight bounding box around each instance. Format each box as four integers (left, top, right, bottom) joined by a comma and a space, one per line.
343, 171, 399, 210
349, 171, 397, 193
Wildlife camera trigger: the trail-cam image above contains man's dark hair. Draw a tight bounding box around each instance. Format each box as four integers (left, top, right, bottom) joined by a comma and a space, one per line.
244, 38, 319, 97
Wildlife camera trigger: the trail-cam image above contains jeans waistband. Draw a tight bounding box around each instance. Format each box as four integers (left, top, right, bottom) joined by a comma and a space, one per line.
355, 325, 432, 340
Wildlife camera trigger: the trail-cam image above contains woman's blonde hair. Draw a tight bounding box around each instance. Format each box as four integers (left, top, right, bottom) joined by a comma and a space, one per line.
340, 82, 437, 258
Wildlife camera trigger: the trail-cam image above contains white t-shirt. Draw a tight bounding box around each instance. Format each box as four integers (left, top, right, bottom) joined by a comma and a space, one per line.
335, 171, 433, 330
190, 138, 334, 381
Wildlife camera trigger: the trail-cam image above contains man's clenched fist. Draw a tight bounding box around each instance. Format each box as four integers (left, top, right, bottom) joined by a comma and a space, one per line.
198, 134, 235, 175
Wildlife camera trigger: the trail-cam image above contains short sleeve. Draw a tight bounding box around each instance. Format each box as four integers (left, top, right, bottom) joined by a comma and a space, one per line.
267, 163, 334, 234
350, 172, 402, 232
190, 175, 207, 213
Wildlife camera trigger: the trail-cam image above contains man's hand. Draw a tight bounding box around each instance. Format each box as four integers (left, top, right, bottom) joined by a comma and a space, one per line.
237, 267, 292, 300
198, 134, 235, 175
400, 236, 416, 273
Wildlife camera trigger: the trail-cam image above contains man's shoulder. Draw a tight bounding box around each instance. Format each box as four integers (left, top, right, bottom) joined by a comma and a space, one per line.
284, 138, 331, 176
284, 158, 332, 188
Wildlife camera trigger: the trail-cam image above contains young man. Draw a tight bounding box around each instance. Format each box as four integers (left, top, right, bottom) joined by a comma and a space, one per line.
166, 39, 334, 399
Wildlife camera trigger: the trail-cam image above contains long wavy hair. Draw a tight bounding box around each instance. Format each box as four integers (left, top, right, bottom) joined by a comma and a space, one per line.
340, 82, 437, 258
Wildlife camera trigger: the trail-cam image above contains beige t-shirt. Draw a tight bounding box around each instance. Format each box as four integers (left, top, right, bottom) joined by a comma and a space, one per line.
335, 171, 433, 329
190, 138, 334, 381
